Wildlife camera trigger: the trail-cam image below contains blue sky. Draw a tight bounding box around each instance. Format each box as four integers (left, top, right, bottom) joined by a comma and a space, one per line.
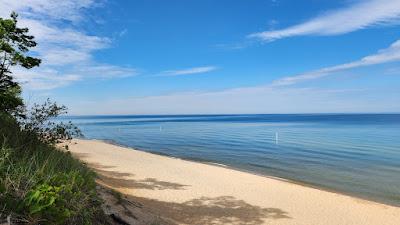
1, 0, 400, 114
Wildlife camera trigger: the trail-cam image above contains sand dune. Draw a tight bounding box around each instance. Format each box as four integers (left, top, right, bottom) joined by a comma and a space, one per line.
69, 139, 400, 225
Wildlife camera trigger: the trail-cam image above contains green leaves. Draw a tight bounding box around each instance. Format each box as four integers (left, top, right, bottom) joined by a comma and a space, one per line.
23, 173, 85, 225
0, 114, 103, 224
0, 13, 101, 224
0, 85, 23, 113
20, 99, 83, 145
0, 12, 41, 113
25, 184, 60, 214
19, 56, 41, 69
0, 13, 78, 144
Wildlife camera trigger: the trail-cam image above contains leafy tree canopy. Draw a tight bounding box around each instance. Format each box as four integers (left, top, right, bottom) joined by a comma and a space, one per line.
0, 12, 41, 112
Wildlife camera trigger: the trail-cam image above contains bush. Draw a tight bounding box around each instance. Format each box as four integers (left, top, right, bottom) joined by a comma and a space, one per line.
19, 99, 82, 145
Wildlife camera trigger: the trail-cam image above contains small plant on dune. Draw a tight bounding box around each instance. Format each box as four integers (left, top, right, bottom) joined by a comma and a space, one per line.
22, 171, 98, 224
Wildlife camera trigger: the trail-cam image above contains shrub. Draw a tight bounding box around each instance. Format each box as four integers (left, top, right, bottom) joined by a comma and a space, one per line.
19, 99, 82, 146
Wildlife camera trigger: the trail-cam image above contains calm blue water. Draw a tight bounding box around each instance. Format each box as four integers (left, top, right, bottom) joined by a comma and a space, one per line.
64, 114, 400, 206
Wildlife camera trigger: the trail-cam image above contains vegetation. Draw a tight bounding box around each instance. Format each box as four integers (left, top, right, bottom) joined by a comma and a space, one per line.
0, 114, 105, 224
0, 12, 40, 116
0, 13, 107, 224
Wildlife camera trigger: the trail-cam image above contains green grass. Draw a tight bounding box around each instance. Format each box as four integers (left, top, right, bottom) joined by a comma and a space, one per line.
0, 113, 108, 224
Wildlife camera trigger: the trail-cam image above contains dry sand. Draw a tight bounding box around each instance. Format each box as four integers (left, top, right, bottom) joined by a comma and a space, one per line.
69, 139, 400, 225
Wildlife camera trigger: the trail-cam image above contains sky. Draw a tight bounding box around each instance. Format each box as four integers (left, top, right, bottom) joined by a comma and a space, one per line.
1, 0, 400, 115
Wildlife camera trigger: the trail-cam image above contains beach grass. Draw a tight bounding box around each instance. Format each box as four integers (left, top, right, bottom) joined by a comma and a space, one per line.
0, 113, 107, 225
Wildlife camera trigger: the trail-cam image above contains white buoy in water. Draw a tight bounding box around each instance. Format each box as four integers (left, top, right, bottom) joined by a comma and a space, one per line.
275, 132, 279, 144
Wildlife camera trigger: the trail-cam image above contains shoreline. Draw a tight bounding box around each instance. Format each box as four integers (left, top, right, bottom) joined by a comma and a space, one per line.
69, 139, 400, 225
89, 138, 399, 208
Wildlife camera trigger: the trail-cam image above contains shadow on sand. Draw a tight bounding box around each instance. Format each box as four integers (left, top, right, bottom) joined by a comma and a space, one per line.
95, 164, 189, 191
131, 195, 291, 225
74, 152, 291, 225
74, 152, 189, 191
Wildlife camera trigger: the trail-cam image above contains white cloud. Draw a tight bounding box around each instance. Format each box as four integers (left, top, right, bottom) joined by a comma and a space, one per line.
159, 66, 218, 76
12, 64, 138, 90
0, 0, 97, 22
40, 48, 92, 65
249, 0, 400, 41
20, 19, 110, 50
13, 67, 81, 90
73, 65, 138, 79
1, 0, 136, 90
271, 39, 400, 86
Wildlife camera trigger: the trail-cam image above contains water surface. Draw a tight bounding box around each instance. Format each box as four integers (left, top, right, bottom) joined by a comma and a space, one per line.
64, 114, 400, 206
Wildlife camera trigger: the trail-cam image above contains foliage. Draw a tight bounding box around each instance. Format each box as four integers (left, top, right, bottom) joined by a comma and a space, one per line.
23, 171, 97, 224
0, 12, 41, 113
0, 115, 107, 224
20, 99, 83, 145
0, 13, 79, 145
0, 13, 108, 225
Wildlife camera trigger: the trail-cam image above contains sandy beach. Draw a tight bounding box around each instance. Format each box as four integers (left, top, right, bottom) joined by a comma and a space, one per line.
68, 139, 400, 225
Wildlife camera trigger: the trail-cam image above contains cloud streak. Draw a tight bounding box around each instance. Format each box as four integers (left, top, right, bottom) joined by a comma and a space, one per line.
271, 39, 400, 86
159, 66, 218, 77
249, 0, 400, 41
14, 65, 138, 90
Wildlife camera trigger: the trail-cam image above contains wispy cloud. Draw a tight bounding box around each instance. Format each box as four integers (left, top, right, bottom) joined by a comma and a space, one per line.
66, 40, 400, 114
74, 65, 138, 79
159, 66, 218, 77
0, 0, 137, 90
249, 0, 400, 42
271, 39, 400, 86
118, 28, 128, 37
0, 0, 99, 22
13, 67, 81, 90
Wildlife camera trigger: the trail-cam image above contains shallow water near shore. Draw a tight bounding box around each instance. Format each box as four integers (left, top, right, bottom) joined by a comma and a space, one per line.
63, 114, 400, 206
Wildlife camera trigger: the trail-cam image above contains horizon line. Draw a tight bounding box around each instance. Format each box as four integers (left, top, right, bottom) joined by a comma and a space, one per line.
62, 112, 400, 117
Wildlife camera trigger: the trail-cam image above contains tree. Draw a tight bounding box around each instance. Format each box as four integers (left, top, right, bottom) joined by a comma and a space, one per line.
0, 12, 41, 113
0, 13, 82, 145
